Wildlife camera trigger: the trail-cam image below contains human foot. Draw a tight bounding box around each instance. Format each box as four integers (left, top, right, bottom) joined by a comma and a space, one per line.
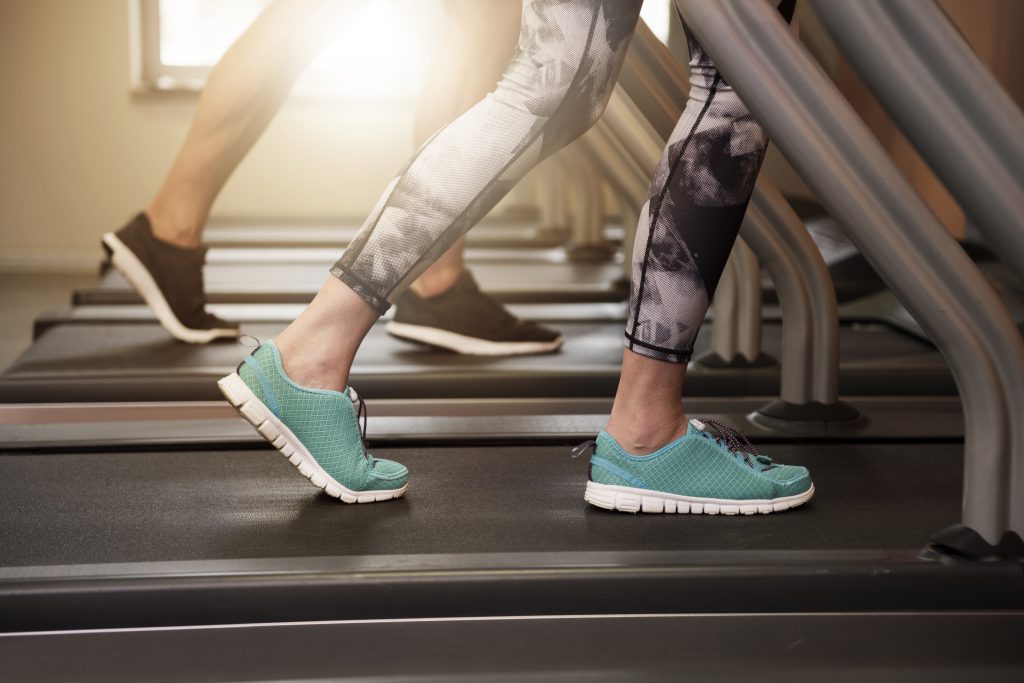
218, 340, 409, 503
579, 419, 813, 515
387, 271, 563, 356
102, 213, 238, 344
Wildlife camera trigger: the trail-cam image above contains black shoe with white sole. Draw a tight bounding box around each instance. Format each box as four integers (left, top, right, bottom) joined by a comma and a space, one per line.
102, 213, 239, 344
387, 271, 564, 356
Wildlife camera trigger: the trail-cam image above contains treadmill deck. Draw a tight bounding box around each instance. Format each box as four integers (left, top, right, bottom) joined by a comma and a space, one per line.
0, 442, 961, 566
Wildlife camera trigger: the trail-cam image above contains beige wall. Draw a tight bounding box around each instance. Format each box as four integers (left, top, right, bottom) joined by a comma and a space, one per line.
0, 0, 465, 271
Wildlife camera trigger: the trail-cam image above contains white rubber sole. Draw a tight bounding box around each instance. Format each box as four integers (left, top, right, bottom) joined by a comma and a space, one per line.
584, 480, 814, 515
217, 372, 408, 503
386, 321, 564, 356
102, 232, 238, 344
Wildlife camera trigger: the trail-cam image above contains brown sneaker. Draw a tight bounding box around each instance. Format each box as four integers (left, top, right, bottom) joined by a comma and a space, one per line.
387, 271, 564, 356
101, 213, 239, 344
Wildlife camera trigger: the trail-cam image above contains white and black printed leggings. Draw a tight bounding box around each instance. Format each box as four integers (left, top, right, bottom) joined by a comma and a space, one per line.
331, 0, 795, 364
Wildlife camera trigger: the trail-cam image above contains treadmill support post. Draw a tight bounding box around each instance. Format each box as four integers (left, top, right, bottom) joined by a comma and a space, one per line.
812, 0, 1024, 279
673, 0, 1024, 555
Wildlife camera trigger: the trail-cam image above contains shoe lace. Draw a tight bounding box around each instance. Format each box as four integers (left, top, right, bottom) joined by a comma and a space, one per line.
696, 418, 776, 472
349, 388, 375, 468
570, 440, 596, 458
239, 334, 261, 350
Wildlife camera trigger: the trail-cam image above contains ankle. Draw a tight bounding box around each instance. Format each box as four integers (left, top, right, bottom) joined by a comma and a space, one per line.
273, 335, 351, 392
409, 266, 461, 298
145, 207, 203, 250
272, 323, 356, 393
604, 414, 688, 456
270, 277, 377, 392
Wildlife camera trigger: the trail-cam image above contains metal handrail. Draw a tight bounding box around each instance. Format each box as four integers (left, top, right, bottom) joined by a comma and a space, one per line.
673, 0, 1024, 553
813, 0, 1024, 278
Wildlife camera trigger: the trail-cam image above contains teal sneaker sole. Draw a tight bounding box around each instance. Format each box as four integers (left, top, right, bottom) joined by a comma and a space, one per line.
218, 372, 408, 503
584, 480, 814, 515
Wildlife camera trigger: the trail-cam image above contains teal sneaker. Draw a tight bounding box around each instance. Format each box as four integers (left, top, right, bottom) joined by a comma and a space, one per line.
581, 419, 813, 515
217, 340, 409, 503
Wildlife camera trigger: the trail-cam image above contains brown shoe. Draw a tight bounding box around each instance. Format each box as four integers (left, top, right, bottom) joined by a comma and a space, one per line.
387, 271, 564, 356
102, 213, 239, 344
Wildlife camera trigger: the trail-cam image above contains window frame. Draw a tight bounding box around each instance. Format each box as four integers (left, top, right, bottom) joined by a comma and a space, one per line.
128, 0, 429, 101
130, 0, 212, 93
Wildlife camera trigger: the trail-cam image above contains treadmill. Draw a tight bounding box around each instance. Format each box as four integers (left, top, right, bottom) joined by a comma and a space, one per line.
1, 431, 1021, 681
2, 6, 1023, 681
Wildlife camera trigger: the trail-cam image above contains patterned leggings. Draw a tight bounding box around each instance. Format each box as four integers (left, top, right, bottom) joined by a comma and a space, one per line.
331, 0, 792, 364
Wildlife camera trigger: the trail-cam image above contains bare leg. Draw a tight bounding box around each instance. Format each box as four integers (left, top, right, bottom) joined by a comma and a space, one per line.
605, 349, 688, 455
146, 0, 359, 248
409, 0, 521, 297
275, 277, 377, 391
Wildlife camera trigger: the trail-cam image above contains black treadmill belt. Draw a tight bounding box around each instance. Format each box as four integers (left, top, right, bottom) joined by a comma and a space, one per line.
0, 319, 951, 402
200, 219, 564, 249
0, 443, 962, 567
81, 260, 627, 305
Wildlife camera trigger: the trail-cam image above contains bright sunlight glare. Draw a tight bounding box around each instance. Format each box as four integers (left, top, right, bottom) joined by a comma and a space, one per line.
639, 0, 673, 44
159, 0, 440, 98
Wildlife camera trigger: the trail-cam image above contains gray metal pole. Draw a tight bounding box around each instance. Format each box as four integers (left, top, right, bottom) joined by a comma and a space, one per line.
673, 0, 1024, 552
751, 181, 839, 404
707, 238, 763, 365
812, 0, 1024, 278
619, 21, 689, 142
582, 119, 650, 271
560, 145, 613, 262
734, 239, 762, 363
535, 158, 570, 242
709, 253, 742, 363
603, 89, 663, 176
740, 204, 812, 406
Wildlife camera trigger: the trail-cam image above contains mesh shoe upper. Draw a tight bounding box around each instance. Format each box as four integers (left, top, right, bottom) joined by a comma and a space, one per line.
392, 271, 561, 344
590, 421, 811, 501
112, 213, 238, 332
237, 340, 408, 492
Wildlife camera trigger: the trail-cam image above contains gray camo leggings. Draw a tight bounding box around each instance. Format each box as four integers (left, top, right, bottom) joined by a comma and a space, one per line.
332, 0, 792, 364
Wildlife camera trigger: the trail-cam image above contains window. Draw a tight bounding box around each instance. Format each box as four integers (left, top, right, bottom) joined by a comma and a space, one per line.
132, 0, 672, 98
132, 0, 442, 99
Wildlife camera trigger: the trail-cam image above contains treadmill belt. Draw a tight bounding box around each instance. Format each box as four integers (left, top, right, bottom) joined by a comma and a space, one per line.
0, 443, 962, 567
0, 319, 951, 401
200, 219, 563, 249
82, 260, 627, 304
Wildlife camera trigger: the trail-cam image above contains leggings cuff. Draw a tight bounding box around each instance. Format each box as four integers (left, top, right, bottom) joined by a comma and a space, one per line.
329, 265, 392, 315
623, 335, 693, 364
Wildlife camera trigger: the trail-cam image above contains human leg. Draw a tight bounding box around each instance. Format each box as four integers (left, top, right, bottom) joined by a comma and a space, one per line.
148, 0, 359, 248
585, 0, 813, 514
392, 0, 564, 356
223, 0, 644, 500
330, 0, 643, 313
105, 0, 361, 343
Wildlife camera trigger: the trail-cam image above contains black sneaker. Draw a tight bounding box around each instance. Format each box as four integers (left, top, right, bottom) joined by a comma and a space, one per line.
101, 213, 239, 344
387, 271, 564, 356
